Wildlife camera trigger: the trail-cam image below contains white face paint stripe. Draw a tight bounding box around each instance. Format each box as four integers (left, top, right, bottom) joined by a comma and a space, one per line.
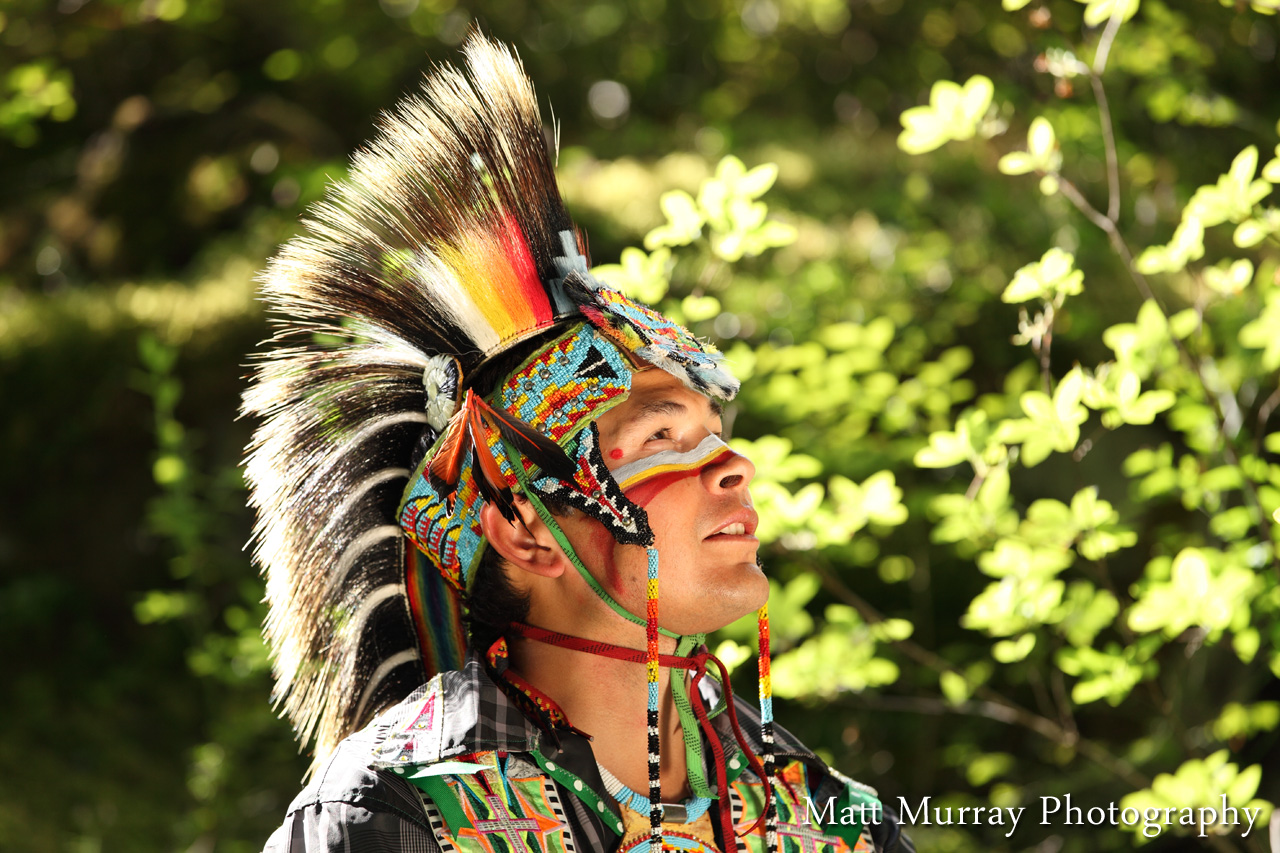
611, 433, 732, 491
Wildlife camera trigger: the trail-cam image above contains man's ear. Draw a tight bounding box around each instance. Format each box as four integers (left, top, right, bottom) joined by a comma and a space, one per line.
479, 497, 566, 579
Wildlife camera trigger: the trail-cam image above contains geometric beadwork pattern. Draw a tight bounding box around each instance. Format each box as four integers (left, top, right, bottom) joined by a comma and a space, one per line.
398, 323, 633, 591
443, 763, 576, 853
581, 284, 739, 401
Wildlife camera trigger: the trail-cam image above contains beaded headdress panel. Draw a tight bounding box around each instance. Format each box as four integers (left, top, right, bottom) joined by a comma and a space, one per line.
242, 35, 737, 763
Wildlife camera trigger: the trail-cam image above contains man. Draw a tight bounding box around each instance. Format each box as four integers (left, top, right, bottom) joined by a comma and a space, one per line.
246, 35, 911, 853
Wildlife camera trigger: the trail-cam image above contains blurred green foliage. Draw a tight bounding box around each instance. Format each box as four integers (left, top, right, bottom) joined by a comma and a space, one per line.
4, 0, 1280, 851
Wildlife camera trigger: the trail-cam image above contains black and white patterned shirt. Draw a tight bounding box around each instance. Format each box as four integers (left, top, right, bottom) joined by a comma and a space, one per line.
262, 656, 913, 852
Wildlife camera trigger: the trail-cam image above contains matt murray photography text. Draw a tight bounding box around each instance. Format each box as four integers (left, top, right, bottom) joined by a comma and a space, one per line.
805, 794, 1266, 839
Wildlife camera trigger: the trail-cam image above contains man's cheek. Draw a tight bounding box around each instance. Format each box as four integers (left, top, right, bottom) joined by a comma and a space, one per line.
622, 468, 701, 508
584, 520, 626, 596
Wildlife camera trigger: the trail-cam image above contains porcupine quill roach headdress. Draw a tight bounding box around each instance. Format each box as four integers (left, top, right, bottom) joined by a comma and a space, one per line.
244, 34, 777, 850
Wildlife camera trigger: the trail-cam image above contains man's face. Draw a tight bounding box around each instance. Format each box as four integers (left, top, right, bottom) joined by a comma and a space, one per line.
558, 367, 768, 636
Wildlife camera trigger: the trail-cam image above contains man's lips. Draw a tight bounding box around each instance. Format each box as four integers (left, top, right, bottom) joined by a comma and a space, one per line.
705, 508, 759, 540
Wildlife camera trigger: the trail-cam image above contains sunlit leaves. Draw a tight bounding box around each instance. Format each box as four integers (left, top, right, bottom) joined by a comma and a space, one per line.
1202, 258, 1254, 297
811, 471, 909, 547
1208, 702, 1280, 742
1186, 146, 1272, 227
1101, 300, 1178, 379
1057, 640, 1157, 705
1071, 487, 1139, 559
1073, 0, 1140, 28
771, 605, 901, 698
731, 435, 823, 483
997, 118, 1062, 178
1001, 247, 1083, 303
1262, 144, 1280, 183
731, 435, 906, 549
915, 407, 1000, 471
915, 420, 978, 469
939, 670, 971, 704
644, 156, 796, 261
930, 465, 1019, 546
1128, 548, 1259, 640
1118, 752, 1273, 839
0, 61, 78, 146
1233, 208, 1280, 248
1055, 582, 1120, 647
964, 573, 1066, 636
992, 633, 1035, 663
1238, 291, 1280, 370
960, 485, 1133, 639
592, 246, 672, 303
1141, 147, 1274, 271
644, 190, 704, 249
995, 367, 1089, 466
1082, 363, 1176, 428
1135, 215, 1205, 274
681, 294, 721, 322
897, 76, 995, 155
702, 156, 795, 260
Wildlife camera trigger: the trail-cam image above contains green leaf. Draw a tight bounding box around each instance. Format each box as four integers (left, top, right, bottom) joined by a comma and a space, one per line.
770, 607, 900, 699
644, 190, 704, 249
1187, 146, 1271, 228
1075, 0, 1140, 28
1233, 628, 1261, 663
1239, 292, 1280, 370
1136, 215, 1205, 274
1234, 219, 1267, 247
1209, 701, 1280, 741
897, 76, 994, 154
681, 294, 721, 322
735, 163, 779, 199
997, 152, 1035, 176
1003, 248, 1084, 303
1055, 582, 1120, 647
993, 633, 1036, 662
1168, 308, 1200, 339
1119, 753, 1274, 839
1262, 145, 1280, 182
978, 538, 1073, 579
1203, 259, 1254, 296
914, 424, 973, 468
1128, 548, 1260, 640
1027, 117, 1058, 166
592, 246, 672, 303
1057, 641, 1154, 705
940, 670, 970, 705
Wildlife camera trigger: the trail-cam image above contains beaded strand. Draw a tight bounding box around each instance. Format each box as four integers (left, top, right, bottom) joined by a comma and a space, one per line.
758, 603, 778, 853
646, 547, 662, 851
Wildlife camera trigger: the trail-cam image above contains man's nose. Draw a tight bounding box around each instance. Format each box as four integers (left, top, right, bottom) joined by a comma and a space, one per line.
702, 448, 755, 493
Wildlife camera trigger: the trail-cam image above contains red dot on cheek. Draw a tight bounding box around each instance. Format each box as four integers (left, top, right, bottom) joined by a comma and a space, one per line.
609, 448, 624, 460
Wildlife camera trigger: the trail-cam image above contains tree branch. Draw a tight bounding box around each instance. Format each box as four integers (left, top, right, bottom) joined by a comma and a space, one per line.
1090, 73, 1122, 224
1091, 6, 1126, 76
1054, 176, 1275, 550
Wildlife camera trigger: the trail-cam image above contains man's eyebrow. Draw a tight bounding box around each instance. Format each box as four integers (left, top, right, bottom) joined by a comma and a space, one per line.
628, 396, 723, 424
632, 398, 688, 421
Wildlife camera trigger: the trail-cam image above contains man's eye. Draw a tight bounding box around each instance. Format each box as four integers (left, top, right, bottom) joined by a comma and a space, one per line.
645, 428, 672, 442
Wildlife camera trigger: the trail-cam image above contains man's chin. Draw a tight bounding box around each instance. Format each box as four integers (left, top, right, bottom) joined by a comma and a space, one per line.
680, 563, 770, 634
